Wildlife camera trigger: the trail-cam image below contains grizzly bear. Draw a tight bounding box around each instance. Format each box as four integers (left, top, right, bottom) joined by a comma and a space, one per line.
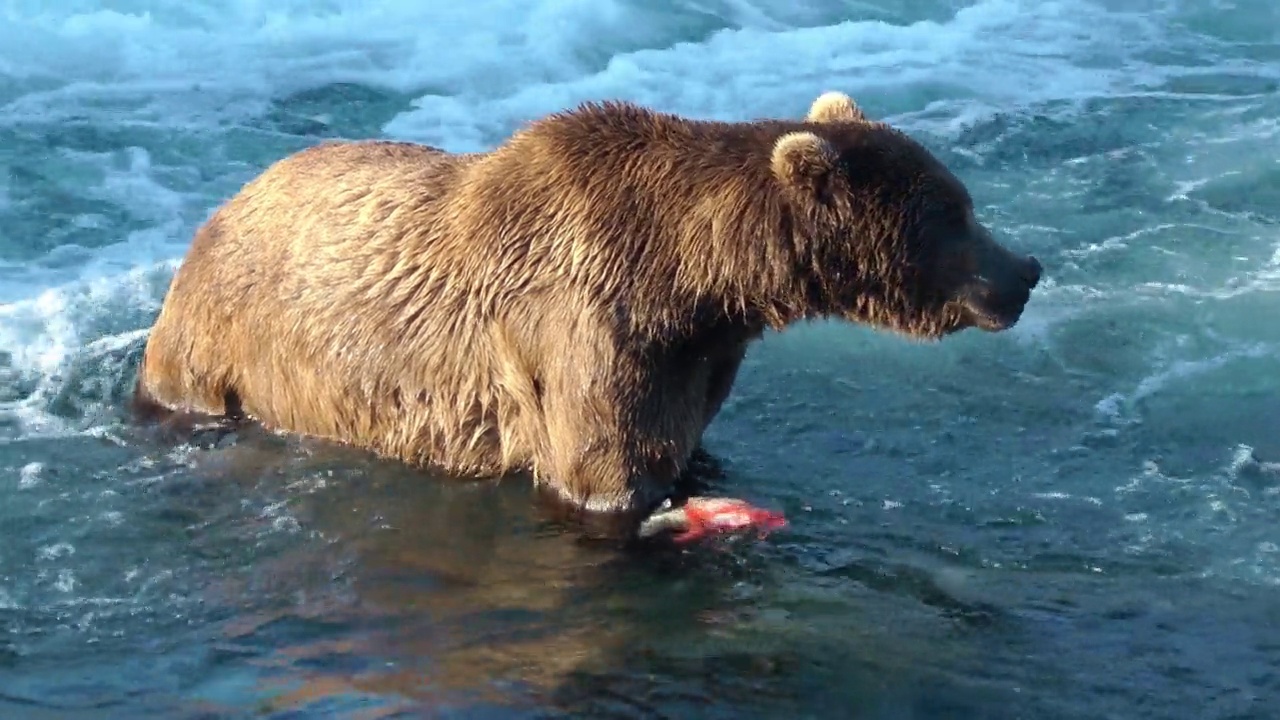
133, 91, 1042, 529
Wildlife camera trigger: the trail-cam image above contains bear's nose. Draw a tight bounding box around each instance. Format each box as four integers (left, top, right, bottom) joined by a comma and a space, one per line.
1021, 255, 1043, 288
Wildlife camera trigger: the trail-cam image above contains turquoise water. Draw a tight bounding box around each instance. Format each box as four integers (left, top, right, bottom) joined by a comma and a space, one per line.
2, 0, 1279, 717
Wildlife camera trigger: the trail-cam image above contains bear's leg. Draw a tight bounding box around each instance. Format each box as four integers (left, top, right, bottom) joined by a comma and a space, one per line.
539, 402, 671, 516
537, 349, 674, 518
702, 345, 748, 428
132, 214, 260, 422
134, 332, 240, 421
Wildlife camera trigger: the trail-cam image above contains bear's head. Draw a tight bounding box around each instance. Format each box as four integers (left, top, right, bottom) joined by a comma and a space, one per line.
771, 91, 1042, 339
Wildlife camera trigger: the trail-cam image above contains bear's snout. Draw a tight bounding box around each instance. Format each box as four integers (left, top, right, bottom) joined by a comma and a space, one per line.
1019, 255, 1043, 289
958, 245, 1042, 333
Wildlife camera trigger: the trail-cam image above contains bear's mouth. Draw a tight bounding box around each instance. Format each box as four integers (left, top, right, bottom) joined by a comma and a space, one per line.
962, 287, 1030, 332
969, 306, 1022, 332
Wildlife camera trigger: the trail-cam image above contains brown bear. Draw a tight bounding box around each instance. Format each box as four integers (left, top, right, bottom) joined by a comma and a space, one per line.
133, 91, 1042, 529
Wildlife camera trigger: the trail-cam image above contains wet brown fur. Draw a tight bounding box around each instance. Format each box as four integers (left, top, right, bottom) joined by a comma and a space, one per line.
134, 91, 1040, 518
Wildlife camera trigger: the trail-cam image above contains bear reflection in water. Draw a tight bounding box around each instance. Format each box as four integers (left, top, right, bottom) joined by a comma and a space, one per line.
185, 432, 798, 714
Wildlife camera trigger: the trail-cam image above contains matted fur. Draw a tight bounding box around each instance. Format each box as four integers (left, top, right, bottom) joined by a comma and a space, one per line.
135, 92, 1041, 519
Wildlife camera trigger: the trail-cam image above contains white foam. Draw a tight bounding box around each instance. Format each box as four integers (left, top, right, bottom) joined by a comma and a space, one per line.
384, 0, 1162, 148
1228, 444, 1280, 485
0, 0, 687, 127
52, 568, 77, 593
36, 541, 75, 561
0, 144, 193, 304
1095, 341, 1274, 425
23, 0, 1156, 142
1031, 492, 1104, 505
1061, 225, 1177, 260
17, 461, 43, 488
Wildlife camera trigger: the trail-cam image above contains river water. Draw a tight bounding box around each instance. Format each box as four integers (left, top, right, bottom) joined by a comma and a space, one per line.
1, 0, 1278, 717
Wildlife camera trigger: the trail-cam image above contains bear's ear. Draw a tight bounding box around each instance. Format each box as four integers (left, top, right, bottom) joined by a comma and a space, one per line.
806, 91, 867, 124
771, 131, 839, 200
